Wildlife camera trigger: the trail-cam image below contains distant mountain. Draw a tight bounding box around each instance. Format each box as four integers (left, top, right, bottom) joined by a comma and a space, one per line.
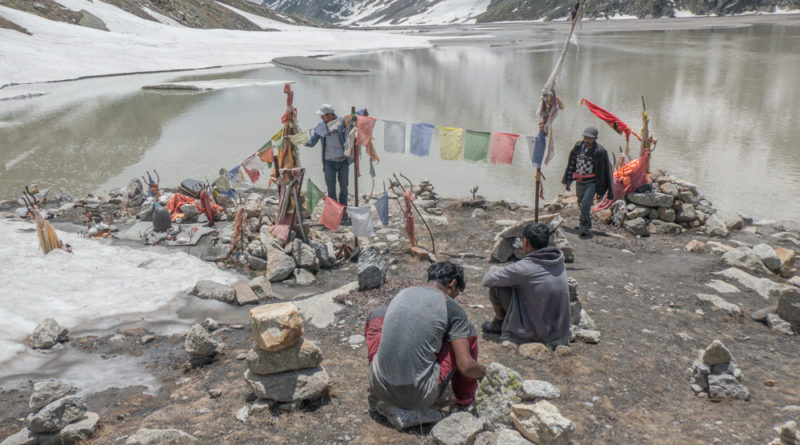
261, 0, 800, 25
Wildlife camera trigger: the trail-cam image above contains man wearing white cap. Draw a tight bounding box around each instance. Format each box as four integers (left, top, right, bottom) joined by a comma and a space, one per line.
561, 127, 613, 239
306, 104, 353, 224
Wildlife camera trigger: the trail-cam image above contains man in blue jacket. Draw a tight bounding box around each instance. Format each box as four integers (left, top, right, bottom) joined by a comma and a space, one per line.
305, 104, 352, 222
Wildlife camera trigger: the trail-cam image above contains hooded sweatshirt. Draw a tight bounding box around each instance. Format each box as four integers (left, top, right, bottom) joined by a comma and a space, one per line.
482, 246, 570, 346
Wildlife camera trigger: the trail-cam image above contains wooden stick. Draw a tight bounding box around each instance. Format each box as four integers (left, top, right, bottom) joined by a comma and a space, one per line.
351, 106, 359, 251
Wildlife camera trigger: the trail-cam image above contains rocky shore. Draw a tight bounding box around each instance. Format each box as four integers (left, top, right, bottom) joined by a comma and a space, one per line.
1, 170, 800, 444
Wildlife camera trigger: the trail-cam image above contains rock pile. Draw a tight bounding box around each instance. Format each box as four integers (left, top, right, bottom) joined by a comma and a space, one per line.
243, 303, 330, 410
567, 278, 600, 344
768, 420, 800, 445
689, 340, 749, 401
414, 178, 443, 215
30, 318, 69, 350
1, 380, 99, 445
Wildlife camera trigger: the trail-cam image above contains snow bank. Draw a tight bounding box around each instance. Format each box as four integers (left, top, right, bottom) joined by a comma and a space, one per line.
0, 220, 239, 364
0, 1, 429, 86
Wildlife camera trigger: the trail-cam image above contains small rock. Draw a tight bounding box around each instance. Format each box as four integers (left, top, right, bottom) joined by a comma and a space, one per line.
201, 318, 220, 332
208, 388, 222, 398
236, 405, 250, 423
59, 411, 100, 444
722, 247, 771, 275
348, 334, 365, 346
575, 329, 601, 344
29, 380, 75, 412
471, 208, 486, 218
31, 318, 68, 349
520, 380, 560, 401
708, 374, 749, 401
294, 268, 316, 286
766, 314, 794, 335
510, 401, 575, 445
706, 214, 730, 237
27, 395, 86, 433
518, 343, 550, 360
702, 340, 732, 365
624, 217, 649, 237
491, 238, 514, 262
686, 240, 705, 252
191, 281, 236, 305
249, 276, 275, 301
249, 303, 303, 352
246, 339, 322, 375
184, 324, 218, 359
554, 345, 571, 356
777, 287, 800, 333
357, 246, 387, 291
626, 192, 674, 208
243, 368, 330, 402
475, 362, 523, 429
372, 399, 443, 430
430, 412, 484, 445
125, 428, 197, 444
695, 294, 741, 315
753, 243, 782, 272
267, 249, 296, 282
233, 282, 260, 306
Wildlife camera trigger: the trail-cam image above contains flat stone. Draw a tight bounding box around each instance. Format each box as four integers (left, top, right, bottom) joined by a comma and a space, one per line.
494, 429, 534, 445
431, 412, 484, 445
249, 303, 303, 352
704, 279, 739, 294
706, 240, 733, 253
29, 380, 75, 412
191, 280, 236, 305
714, 267, 792, 300
695, 294, 740, 315
624, 217, 649, 237
777, 287, 800, 333
702, 340, 732, 366
577, 310, 596, 330
520, 380, 561, 401
510, 401, 575, 445
27, 395, 86, 433
708, 374, 749, 401
722, 247, 771, 275
31, 318, 68, 349
246, 339, 322, 375
294, 282, 358, 328
243, 368, 329, 402
750, 305, 777, 322
775, 247, 796, 269
0, 428, 46, 445
294, 268, 316, 286
372, 399, 443, 430
686, 240, 705, 252
626, 192, 674, 208
648, 220, 683, 235
475, 362, 523, 429
518, 343, 550, 360
184, 324, 218, 358
249, 276, 275, 301
233, 282, 259, 306
575, 328, 601, 344
766, 314, 794, 335
491, 237, 514, 262
59, 411, 100, 444
124, 428, 197, 444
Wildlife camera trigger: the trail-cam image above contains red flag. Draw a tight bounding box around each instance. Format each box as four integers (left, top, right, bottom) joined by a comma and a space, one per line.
241, 154, 261, 183
580, 99, 641, 142
319, 197, 345, 231
489, 133, 519, 164
356, 115, 377, 148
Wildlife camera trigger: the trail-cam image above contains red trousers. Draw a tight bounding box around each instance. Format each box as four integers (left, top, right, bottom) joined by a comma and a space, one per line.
365, 308, 479, 405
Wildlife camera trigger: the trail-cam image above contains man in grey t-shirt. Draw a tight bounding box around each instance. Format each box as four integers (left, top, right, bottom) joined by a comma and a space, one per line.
365, 262, 486, 410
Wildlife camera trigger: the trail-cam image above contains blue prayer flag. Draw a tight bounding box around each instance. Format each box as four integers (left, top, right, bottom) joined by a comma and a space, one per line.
410, 123, 435, 157
374, 192, 389, 227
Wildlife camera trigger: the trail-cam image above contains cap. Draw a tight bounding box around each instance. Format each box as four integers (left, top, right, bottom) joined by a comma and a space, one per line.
315, 104, 335, 116
583, 127, 599, 139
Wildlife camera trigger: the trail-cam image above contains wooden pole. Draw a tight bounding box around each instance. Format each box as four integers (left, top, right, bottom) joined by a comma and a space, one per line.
351, 106, 359, 250
534, 167, 541, 222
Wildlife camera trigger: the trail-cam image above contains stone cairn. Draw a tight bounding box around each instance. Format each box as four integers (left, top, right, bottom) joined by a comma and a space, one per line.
242, 303, 330, 410
769, 421, 800, 445
414, 178, 443, 215
568, 277, 601, 345
1, 381, 99, 445
490, 215, 573, 264
689, 340, 749, 401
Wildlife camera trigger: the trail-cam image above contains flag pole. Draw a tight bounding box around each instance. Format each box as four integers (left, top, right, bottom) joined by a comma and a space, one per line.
351, 106, 359, 251
534, 168, 541, 222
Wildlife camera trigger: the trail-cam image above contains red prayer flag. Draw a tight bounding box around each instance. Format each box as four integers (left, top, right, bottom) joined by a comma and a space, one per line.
241, 154, 261, 183
319, 197, 345, 231
356, 115, 377, 148
489, 133, 519, 165
579, 98, 642, 142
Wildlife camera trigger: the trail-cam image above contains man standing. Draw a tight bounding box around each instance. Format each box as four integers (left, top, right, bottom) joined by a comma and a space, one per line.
481, 223, 571, 348
365, 262, 486, 410
561, 126, 614, 239
305, 104, 352, 222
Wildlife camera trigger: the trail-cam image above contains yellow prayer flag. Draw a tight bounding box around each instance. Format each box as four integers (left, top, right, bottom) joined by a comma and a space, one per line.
271, 129, 283, 141
438, 126, 464, 160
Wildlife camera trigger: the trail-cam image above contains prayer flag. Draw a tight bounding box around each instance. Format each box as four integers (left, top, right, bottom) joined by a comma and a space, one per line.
374, 192, 389, 227
356, 116, 378, 147
319, 197, 345, 232
258, 146, 274, 164
227, 165, 252, 191
383, 120, 406, 153
347, 206, 375, 237
306, 179, 324, 215
579, 98, 641, 142
410, 123, 435, 157
438, 126, 464, 160
241, 154, 261, 183
290, 130, 310, 146
528, 131, 547, 167
463, 130, 490, 162
271, 129, 283, 141
489, 133, 519, 165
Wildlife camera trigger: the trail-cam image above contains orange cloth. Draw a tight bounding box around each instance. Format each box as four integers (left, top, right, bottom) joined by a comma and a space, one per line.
166, 193, 222, 221
319, 197, 345, 232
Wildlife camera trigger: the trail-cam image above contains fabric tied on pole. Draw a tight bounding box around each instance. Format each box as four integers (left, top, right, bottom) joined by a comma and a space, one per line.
374, 192, 389, 227
383, 120, 406, 153
410, 123, 435, 157
306, 179, 324, 215
347, 205, 375, 237
356, 116, 378, 148
528, 130, 547, 167
241, 154, 262, 183
319, 196, 346, 231
438, 126, 464, 160
290, 130, 311, 147
463, 130, 491, 162
489, 133, 519, 164
227, 165, 253, 191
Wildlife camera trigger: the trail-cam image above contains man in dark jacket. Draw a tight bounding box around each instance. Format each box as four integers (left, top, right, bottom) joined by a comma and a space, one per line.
562, 127, 614, 239
481, 223, 571, 348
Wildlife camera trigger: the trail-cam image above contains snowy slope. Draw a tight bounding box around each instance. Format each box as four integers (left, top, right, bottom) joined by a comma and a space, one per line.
0, 0, 429, 86
262, 0, 492, 25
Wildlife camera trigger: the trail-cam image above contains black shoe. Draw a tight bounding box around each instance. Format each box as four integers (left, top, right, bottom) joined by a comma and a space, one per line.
579, 230, 593, 239
340, 216, 351, 226
482, 318, 503, 334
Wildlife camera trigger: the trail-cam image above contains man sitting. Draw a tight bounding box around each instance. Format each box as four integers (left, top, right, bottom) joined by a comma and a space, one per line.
365, 262, 486, 410
481, 223, 571, 348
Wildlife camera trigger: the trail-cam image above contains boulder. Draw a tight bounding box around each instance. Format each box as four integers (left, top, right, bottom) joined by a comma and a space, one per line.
191, 281, 236, 305
246, 339, 322, 375
705, 214, 729, 237
125, 428, 197, 444
311, 240, 336, 269
295, 242, 319, 272
626, 192, 674, 208
249, 255, 267, 271
624, 217, 649, 237
658, 207, 676, 222
179, 204, 199, 220
554, 238, 574, 263
695, 294, 740, 315
719, 213, 745, 231
29, 380, 75, 413
708, 374, 749, 401
233, 282, 259, 306
184, 324, 218, 358
431, 412, 484, 445
702, 340, 732, 365
249, 303, 303, 352
294, 268, 316, 286
60, 411, 100, 444
491, 237, 514, 263
357, 246, 387, 291
777, 287, 800, 333
714, 267, 791, 300
372, 399, 443, 430
31, 318, 68, 349
78, 10, 108, 31
648, 220, 683, 235
520, 380, 561, 401
475, 363, 523, 429
753, 243, 781, 272
243, 367, 329, 402
27, 396, 86, 433
722, 247, 771, 275
497, 217, 554, 239
510, 401, 575, 445
267, 248, 296, 282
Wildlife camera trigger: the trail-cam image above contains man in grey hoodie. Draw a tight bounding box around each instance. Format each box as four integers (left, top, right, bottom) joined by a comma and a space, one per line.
481, 223, 571, 347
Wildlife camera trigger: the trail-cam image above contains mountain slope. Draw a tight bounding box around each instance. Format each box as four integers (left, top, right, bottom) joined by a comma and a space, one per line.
262, 0, 491, 25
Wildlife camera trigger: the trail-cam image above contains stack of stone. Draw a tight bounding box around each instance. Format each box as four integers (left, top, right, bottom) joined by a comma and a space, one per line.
414, 178, 443, 215
490, 215, 570, 263
243, 303, 330, 410
689, 340, 749, 401
567, 278, 600, 344
2, 380, 99, 445
769, 421, 800, 445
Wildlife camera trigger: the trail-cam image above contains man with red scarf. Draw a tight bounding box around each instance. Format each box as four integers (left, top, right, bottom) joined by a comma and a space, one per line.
562, 127, 614, 239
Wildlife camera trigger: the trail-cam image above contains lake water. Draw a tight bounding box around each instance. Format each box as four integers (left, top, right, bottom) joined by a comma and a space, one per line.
1, 15, 799, 220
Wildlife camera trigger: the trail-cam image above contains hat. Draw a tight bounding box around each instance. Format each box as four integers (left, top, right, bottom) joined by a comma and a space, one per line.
583, 127, 599, 139
315, 104, 335, 116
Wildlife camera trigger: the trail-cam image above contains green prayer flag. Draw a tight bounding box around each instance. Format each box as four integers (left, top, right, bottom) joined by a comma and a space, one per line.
369, 160, 376, 178
463, 130, 490, 162
306, 179, 324, 214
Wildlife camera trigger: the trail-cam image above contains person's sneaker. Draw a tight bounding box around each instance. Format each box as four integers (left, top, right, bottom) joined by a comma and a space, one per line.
579, 230, 594, 239
481, 318, 503, 334
340, 216, 352, 226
